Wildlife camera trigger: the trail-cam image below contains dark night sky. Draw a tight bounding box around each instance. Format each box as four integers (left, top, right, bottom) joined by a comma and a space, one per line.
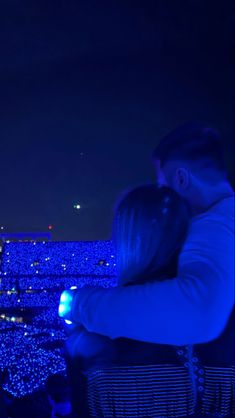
1, 0, 235, 241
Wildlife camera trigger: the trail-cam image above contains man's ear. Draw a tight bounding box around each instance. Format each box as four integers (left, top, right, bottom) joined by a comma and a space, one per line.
175, 167, 190, 190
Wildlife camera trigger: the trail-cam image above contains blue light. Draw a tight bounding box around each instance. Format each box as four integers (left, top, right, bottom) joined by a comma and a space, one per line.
0, 240, 117, 398
58, 303, 67, 316
60, 291, 70, 303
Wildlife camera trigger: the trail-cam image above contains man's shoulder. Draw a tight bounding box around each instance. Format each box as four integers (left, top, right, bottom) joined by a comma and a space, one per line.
191, 195, 234, 229
180, 196, 234, 262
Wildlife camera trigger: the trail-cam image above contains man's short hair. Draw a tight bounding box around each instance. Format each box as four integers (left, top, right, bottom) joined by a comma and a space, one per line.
153, 122, 227, 180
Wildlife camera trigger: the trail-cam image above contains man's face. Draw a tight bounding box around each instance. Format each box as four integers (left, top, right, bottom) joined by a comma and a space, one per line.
154, 159, 192, 202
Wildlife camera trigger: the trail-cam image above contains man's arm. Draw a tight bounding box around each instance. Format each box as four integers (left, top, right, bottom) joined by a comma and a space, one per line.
72, 213, 234, 346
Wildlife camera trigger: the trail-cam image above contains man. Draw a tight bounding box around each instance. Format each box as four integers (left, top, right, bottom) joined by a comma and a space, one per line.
68, 122, 234, 346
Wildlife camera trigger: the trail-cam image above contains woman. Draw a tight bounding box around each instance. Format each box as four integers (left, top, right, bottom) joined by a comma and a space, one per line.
61, 185, 200, 417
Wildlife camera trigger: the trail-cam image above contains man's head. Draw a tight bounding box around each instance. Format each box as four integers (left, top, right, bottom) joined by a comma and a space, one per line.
45, 373, 72, 416
153, 122, 230, 212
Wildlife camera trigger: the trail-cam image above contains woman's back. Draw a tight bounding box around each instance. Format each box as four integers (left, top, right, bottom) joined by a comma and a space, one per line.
83, 308, 235, 417
63, 185, 234, 416
85, 363, 195, 418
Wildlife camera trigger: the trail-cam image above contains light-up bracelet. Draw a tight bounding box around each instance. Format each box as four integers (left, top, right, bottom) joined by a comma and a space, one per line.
58, 286, 78, 325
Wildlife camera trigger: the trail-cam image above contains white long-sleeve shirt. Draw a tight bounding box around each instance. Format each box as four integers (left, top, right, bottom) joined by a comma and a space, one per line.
74, 196, 234, 346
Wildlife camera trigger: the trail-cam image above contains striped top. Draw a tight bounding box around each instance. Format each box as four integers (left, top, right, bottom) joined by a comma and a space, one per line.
200, 365, 235, 417
79, 307, 235, 417
86, 364, 196, 417
84, 364, 235, 417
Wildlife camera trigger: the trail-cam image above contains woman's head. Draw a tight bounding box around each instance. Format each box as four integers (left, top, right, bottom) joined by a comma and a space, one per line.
113, 184, 191, 286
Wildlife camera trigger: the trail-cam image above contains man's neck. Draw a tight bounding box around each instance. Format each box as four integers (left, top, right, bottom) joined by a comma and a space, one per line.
190, 182, 234, 216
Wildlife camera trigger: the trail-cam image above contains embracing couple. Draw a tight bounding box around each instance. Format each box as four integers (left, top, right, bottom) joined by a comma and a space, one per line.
61, 122, 235, 417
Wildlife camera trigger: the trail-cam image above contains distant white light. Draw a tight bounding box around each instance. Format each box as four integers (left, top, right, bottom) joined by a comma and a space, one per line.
74, 204, 81, 210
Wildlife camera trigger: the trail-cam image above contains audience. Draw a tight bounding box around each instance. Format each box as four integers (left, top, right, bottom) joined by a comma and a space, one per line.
1, 123, 234, 417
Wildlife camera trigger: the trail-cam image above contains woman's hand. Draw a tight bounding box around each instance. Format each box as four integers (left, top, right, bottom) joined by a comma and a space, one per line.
64, 324, 116, 362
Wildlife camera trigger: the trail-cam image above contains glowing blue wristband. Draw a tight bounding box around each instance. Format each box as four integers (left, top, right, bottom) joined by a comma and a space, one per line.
58, 286, 78, 324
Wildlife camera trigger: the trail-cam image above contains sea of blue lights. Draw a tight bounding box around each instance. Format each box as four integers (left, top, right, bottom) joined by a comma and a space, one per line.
1, 240, 117, 277
0, 240, 117, 398
0, 275, 115, 308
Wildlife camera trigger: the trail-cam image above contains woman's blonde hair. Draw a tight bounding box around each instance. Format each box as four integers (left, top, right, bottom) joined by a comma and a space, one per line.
113, 184, 190, 286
